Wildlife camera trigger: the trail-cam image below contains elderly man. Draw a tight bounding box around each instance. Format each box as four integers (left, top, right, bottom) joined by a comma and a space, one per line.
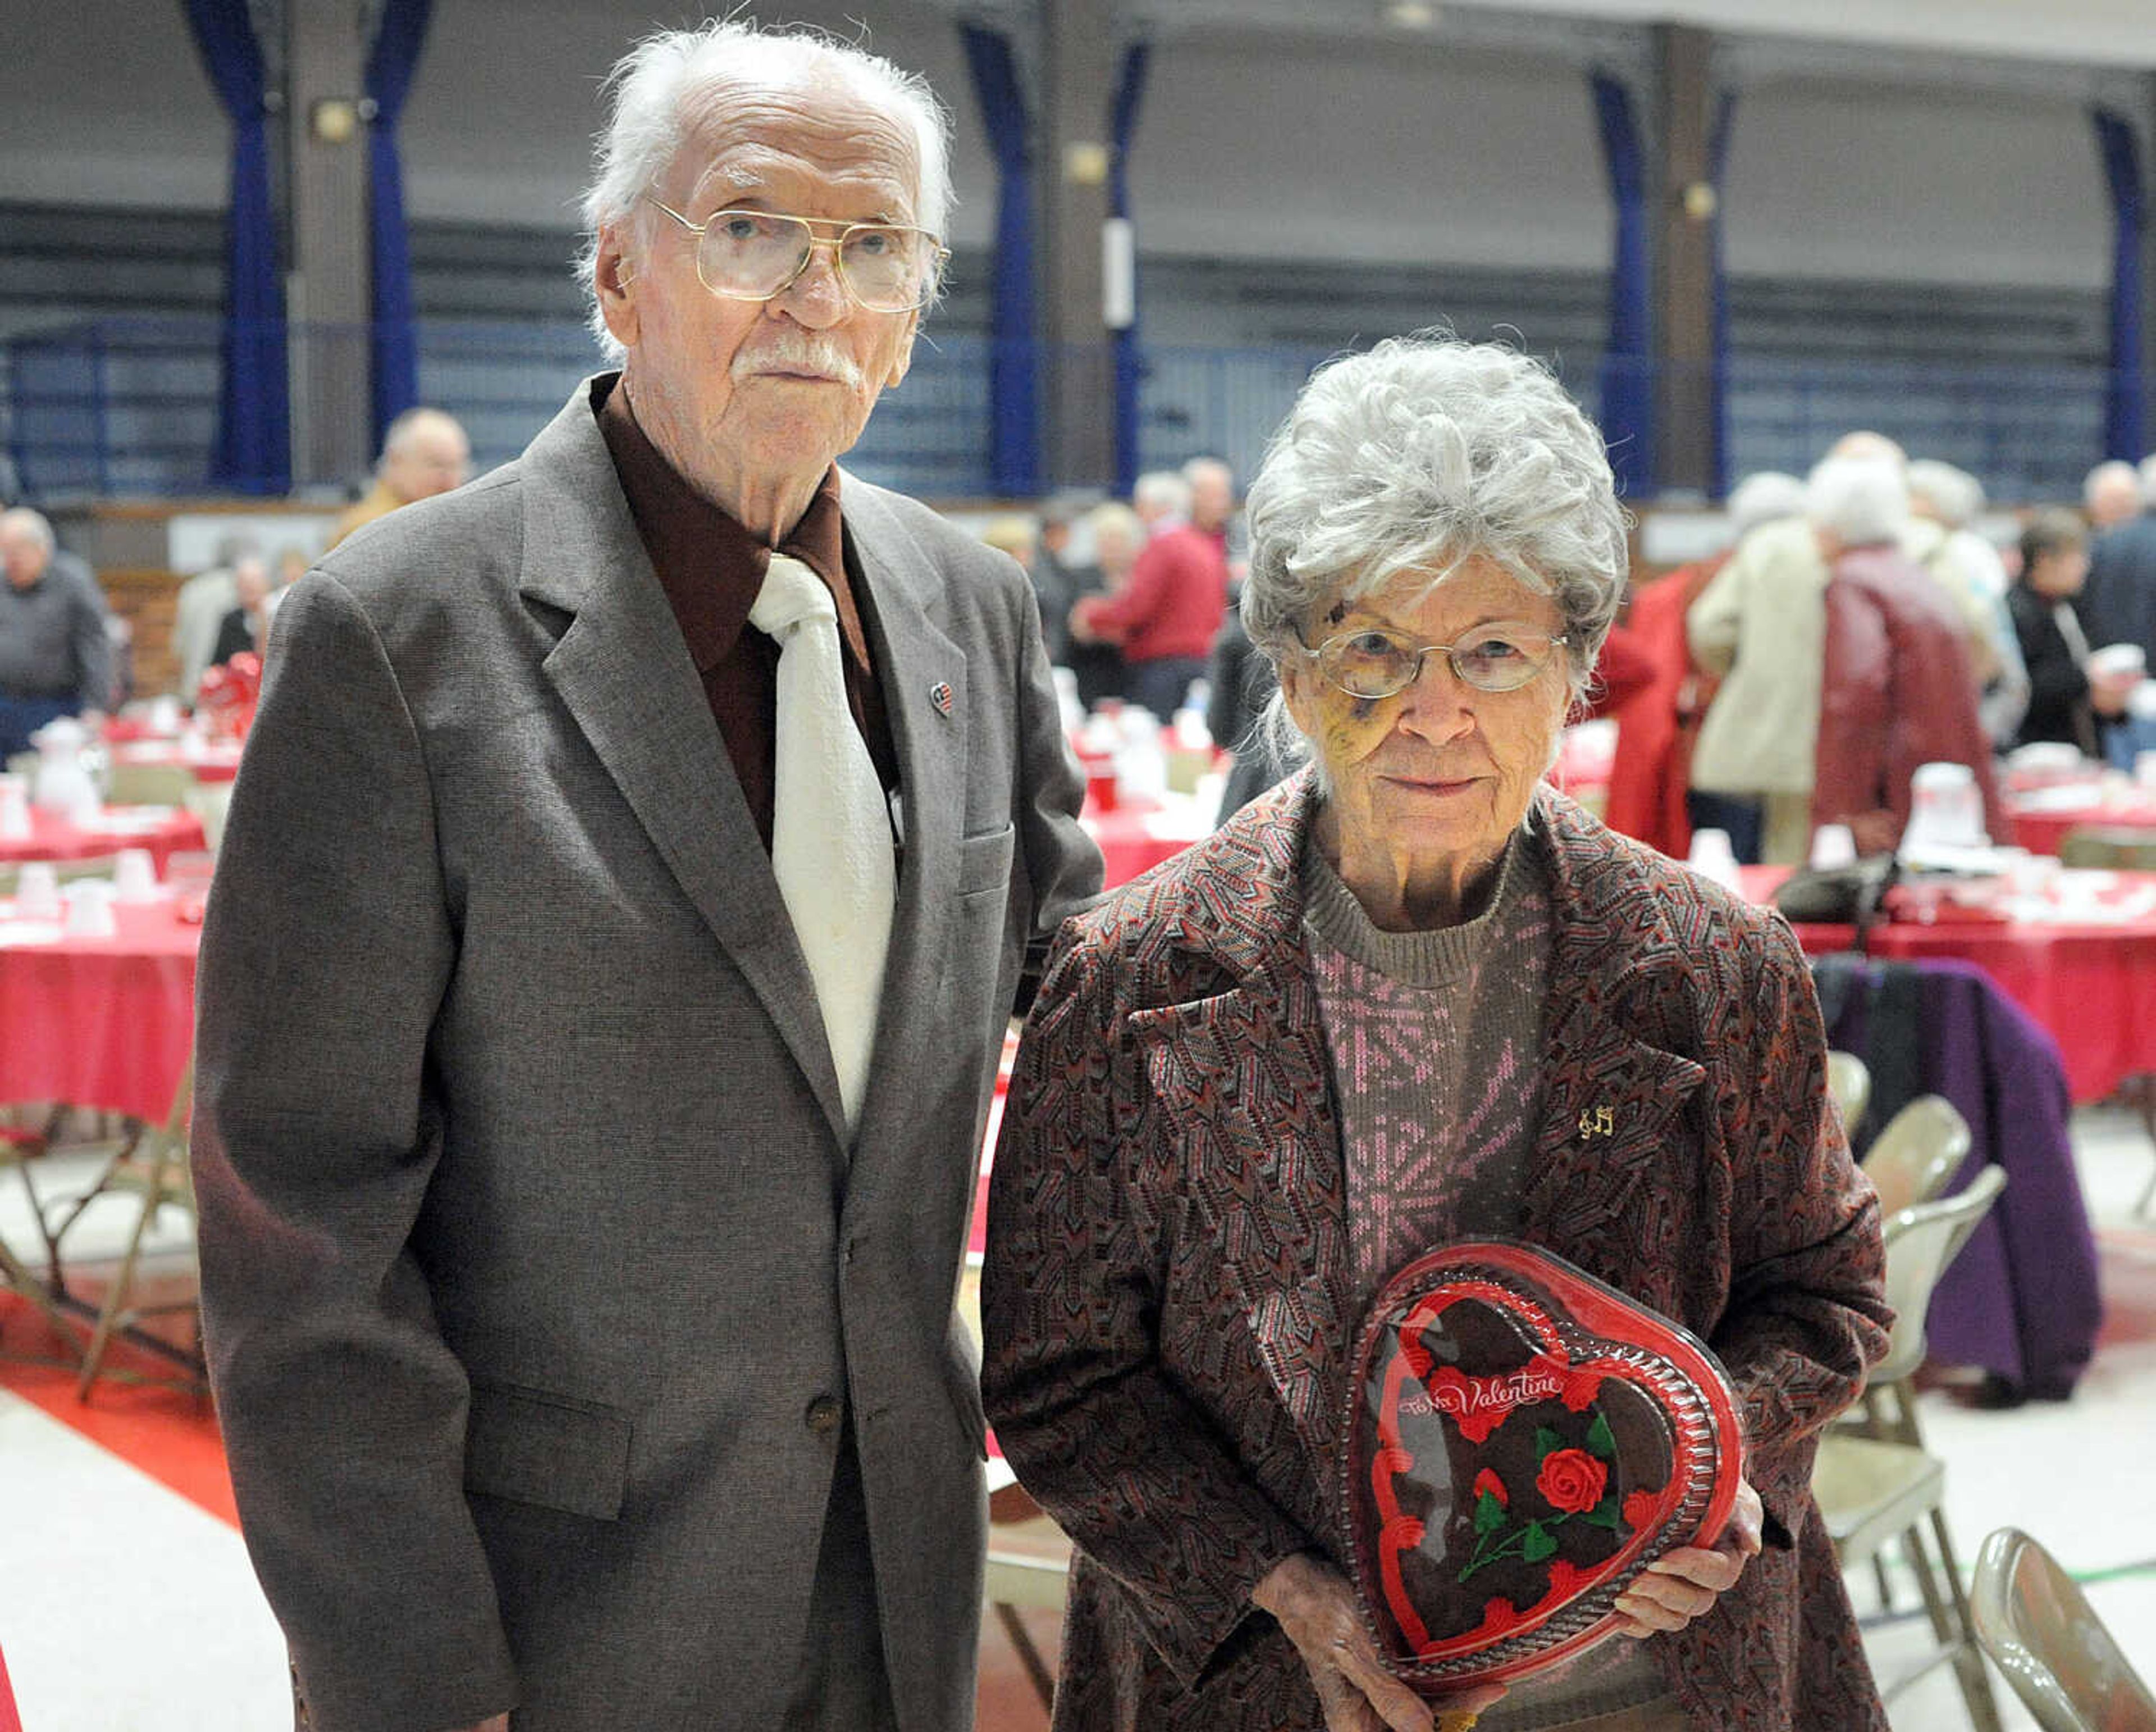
1074, 456, 1234, 720
2084, 458, 2143, 532
327, 404, 472, 548
191, 21, 1101, 1732
2083, 453, 2156, 686
0, 508, 112, 756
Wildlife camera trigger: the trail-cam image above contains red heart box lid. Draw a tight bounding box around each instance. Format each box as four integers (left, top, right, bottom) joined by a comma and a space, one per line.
1341, 1239, 1745, 1693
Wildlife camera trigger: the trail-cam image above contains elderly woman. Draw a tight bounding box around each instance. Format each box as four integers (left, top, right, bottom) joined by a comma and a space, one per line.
981, 335, 1891, 1732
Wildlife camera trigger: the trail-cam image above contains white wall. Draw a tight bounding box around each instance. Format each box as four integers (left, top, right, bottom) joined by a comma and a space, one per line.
1129, 35, 1610, 272
0, 4, 226, 207
1724, 77, 2112, 288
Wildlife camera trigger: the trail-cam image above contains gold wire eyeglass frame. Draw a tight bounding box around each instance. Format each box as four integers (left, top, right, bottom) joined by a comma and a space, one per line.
645, 198, 948, 313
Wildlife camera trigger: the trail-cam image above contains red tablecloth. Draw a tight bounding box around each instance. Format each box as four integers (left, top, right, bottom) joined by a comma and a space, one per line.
2006, 794, 2156, 858
1744, 865, 2156, 1103
0, 896, 199, 1122
1081, 800, 1213, 888
109, 739, 244, 786
0, 806, 208, 876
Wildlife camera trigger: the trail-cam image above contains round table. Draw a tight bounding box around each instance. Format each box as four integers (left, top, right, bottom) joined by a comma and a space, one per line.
0, 894, 200, 1123
108, 739, 243, 787
0, 806, 208, 878
2006, 791, 2156, 858
1748, 865, 2156, 1104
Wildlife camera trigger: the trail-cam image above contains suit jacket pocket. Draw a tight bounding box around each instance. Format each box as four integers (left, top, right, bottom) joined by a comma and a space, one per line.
464, 1379, 632, 1520
957, 822, 1016, 897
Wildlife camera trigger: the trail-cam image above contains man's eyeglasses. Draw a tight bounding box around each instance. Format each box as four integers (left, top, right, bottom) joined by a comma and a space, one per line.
647, 199, 948, 315
1296, 622, 1570, 698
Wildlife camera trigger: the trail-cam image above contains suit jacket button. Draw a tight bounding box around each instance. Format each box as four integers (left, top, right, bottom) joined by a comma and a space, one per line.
805, 1394, 843, 1436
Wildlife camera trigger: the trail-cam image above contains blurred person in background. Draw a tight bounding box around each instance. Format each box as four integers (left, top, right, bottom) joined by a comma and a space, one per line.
1074, 456, 1233, 721
1688, 435, 1912, 864
190, 19, 1100, 1732
207, 551, 276, 668
328, 405, 472, 549
173, 532, 253, 700
1810, 454, 1998, 855
2009, 508, 2136, 755
1204, 562, 1291, 824
2081, 453, 2156, 686
983, 510, 1074, 673
2083, 458, 2143, 532
1604, 472, 1803, 858
1131, 466, 1191, 537
1029, 491, 1091, 666
1903, 458, 2027, 745
0, 507, 112, 755
1067, 501, 1139, 709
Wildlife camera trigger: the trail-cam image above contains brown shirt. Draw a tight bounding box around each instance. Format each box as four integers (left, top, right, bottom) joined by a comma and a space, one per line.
593, 375, 897, 853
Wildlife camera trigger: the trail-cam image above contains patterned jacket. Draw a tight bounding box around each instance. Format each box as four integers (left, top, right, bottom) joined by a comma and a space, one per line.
981, 771, 1892, 1731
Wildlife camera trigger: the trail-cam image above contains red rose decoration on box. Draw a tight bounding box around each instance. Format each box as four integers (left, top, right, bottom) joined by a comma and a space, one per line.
1342, 1240, 1744, 1695
1536, 1449, 1607, 1515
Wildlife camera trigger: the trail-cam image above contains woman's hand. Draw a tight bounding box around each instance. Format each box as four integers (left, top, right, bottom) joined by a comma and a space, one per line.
1252, 1552, 1505, 1732
1612, 1476, 1764, 1637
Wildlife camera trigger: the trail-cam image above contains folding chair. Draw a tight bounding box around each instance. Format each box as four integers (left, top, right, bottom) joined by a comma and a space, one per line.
1861, 1095, 1971, 1219
1826, 1049, 1871, 1136
1971, 1527, 2156, 1732
1813, 1166, 2007, 1732
56, 1060, 204, 1400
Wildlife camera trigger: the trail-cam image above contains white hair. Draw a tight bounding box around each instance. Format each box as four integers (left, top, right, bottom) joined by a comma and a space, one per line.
1806, 454, 1909, 547
1726, 471, 1805, 540
1241, 332, 1627, 701
2085, 459, 2139, 512
1905, 459, 1985, 530
1133, 470, 1191, 520
0, 508, 54, 553
578, 19, 953, 357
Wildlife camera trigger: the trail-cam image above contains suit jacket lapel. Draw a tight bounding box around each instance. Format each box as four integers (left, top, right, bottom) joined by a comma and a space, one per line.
832, 481, 969, 1155
515, 389, 848, 1142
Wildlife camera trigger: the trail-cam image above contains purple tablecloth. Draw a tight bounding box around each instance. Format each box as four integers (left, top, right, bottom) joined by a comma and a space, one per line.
1813, 954, 2103, 1400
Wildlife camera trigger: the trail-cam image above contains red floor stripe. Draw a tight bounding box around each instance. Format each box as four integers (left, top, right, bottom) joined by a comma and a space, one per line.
0, 1293, 237, 1528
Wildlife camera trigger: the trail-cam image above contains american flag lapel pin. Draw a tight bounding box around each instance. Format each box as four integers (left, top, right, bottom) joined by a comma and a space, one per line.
929, 680, 955, 717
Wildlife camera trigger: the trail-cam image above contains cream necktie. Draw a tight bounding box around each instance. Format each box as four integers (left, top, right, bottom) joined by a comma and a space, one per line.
748, 554, 896, 1134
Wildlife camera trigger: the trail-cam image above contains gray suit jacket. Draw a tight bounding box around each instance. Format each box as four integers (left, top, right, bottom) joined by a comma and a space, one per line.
191, 381, 1103, 1732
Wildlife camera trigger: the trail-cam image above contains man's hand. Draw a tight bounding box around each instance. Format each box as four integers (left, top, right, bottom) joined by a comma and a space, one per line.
1611, 1476, 1764, 1637
1252, 1552, 1505, 1732
447, 1718, 509, 1731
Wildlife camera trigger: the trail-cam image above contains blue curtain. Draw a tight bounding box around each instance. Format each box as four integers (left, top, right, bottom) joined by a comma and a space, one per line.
2094, 108, 2145, 463
366, 0, 435, 452
1706, 88, 1737, 497
1589, 70, 1652, 499
959, 23, 1040, 497
181, 0, 288, 494
1108, 42, 1150, 498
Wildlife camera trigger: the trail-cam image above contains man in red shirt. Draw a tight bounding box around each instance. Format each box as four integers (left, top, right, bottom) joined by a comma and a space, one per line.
1075, 456, 1232, 720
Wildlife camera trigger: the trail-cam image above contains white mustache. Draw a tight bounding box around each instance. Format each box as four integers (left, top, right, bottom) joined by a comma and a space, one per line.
733, 335, 865, 389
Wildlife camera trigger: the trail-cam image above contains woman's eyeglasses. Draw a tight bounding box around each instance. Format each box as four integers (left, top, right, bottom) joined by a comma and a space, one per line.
1296, 623, 1569, 698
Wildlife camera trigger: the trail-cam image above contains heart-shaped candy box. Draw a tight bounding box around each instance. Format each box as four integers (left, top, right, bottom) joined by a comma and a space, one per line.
1341, 1241, 1744, 1692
